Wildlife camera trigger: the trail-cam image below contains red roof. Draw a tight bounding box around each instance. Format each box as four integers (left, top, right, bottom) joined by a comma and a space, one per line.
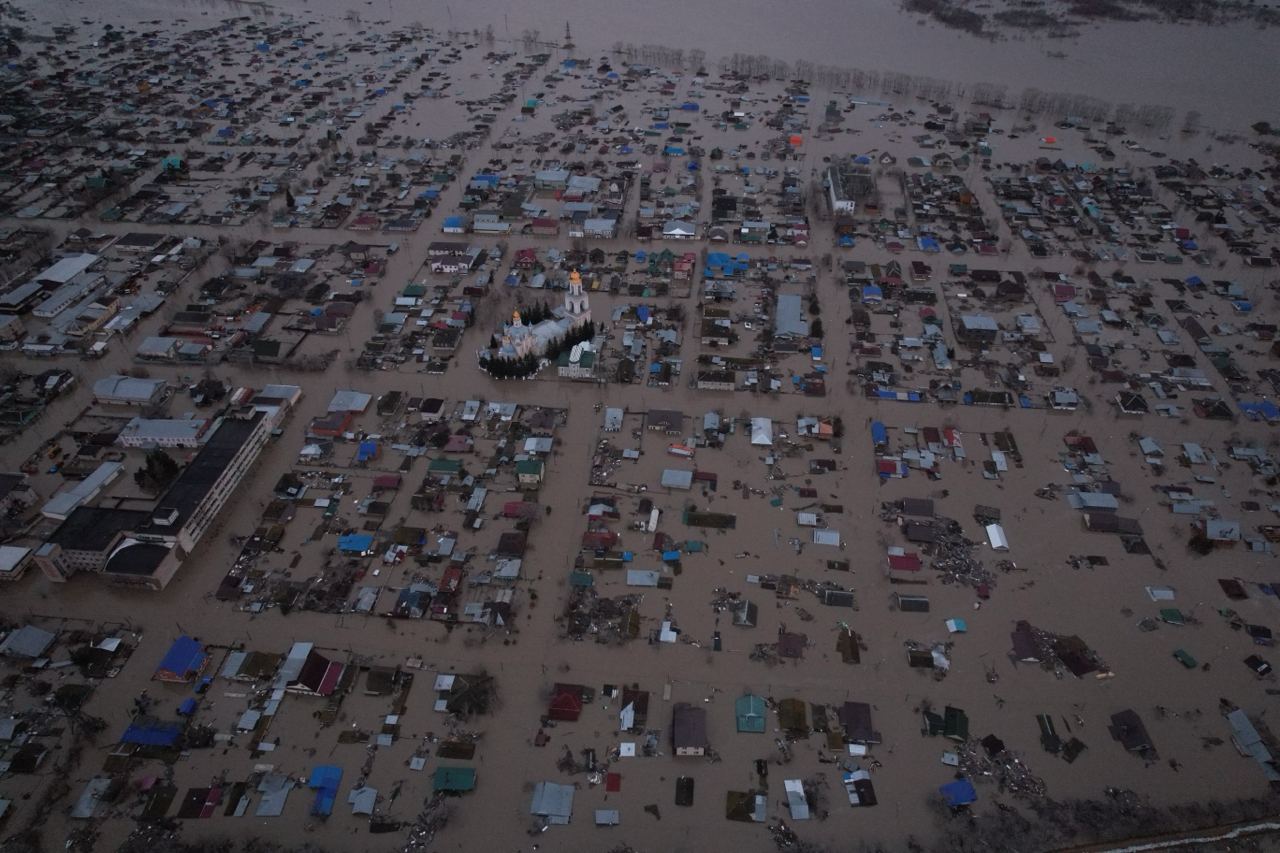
548, 684, 584, 721
318, 662, 344, 696
440, 566, 464, 593
582, 531, 619, 549
503, 501, 538, 519
373, 473, 401, 490
887, 553, 922, 572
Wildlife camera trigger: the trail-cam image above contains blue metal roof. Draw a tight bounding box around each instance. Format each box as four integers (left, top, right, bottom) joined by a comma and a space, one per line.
156, 636, 207, 681
122, 720, 183, 747
338, 533, 374, 553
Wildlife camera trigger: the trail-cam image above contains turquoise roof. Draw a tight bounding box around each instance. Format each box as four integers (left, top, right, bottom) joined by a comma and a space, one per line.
735, 694, 767, 733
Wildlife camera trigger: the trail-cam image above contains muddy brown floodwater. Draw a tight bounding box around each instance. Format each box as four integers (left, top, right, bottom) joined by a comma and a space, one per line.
30, 0, 1279, 129
0, 3, 1278, 853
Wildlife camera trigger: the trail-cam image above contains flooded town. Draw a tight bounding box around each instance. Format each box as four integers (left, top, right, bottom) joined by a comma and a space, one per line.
0, 0, 1277, 851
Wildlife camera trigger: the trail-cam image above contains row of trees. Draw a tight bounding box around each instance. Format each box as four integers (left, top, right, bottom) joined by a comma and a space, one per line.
482, 320, 599, 379
544, 320, 597, 362
134, 450, 179, 494
610, 42, 707, 74
517, 300, 554, 326
479, 352, 541, 380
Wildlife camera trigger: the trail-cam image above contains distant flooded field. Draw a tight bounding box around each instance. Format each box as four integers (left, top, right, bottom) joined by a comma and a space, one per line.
18, 0, 1276, 131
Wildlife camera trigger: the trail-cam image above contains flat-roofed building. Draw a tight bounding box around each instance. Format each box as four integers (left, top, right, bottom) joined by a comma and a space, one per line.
116, 417, 212, 449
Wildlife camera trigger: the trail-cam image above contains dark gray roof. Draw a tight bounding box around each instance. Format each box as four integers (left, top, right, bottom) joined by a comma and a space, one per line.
103, 542, 171, 577
672, 702, 708, 749
47, 507, 151, 551
146, 412, 264, 530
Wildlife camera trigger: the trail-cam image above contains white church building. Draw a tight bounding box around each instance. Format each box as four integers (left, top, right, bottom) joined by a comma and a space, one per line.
493, 270, 592, 360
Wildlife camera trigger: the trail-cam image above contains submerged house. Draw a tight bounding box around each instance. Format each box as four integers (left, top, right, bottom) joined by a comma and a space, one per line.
274, 642, 345, 697
672, 703, 709, 756
153, 636, 210, 683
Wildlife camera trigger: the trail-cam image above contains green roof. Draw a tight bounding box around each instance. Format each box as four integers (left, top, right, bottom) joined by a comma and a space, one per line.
428, 458, 462, 473
515, 459, 544, 475
943, 706, 969, 742
433, 766, 476, 792
557, 349, 595, 368
735, 694, 767, 733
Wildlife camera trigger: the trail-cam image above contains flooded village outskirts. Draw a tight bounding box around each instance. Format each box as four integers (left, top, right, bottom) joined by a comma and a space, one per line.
0, 0, 1277, 851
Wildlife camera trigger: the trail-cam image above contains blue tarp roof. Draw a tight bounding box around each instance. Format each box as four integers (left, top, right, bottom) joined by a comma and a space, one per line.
1240, 401, 1280, 422
870, 421, 888, 445
662, 550, 682, 561
308, 765, 343, 816
940, 778, 977, 807
122, 720, 183, 747
356, 440, 378, 462
156, 636, 207, 681
338, 533, 374, 553
178, 698, 198, 716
